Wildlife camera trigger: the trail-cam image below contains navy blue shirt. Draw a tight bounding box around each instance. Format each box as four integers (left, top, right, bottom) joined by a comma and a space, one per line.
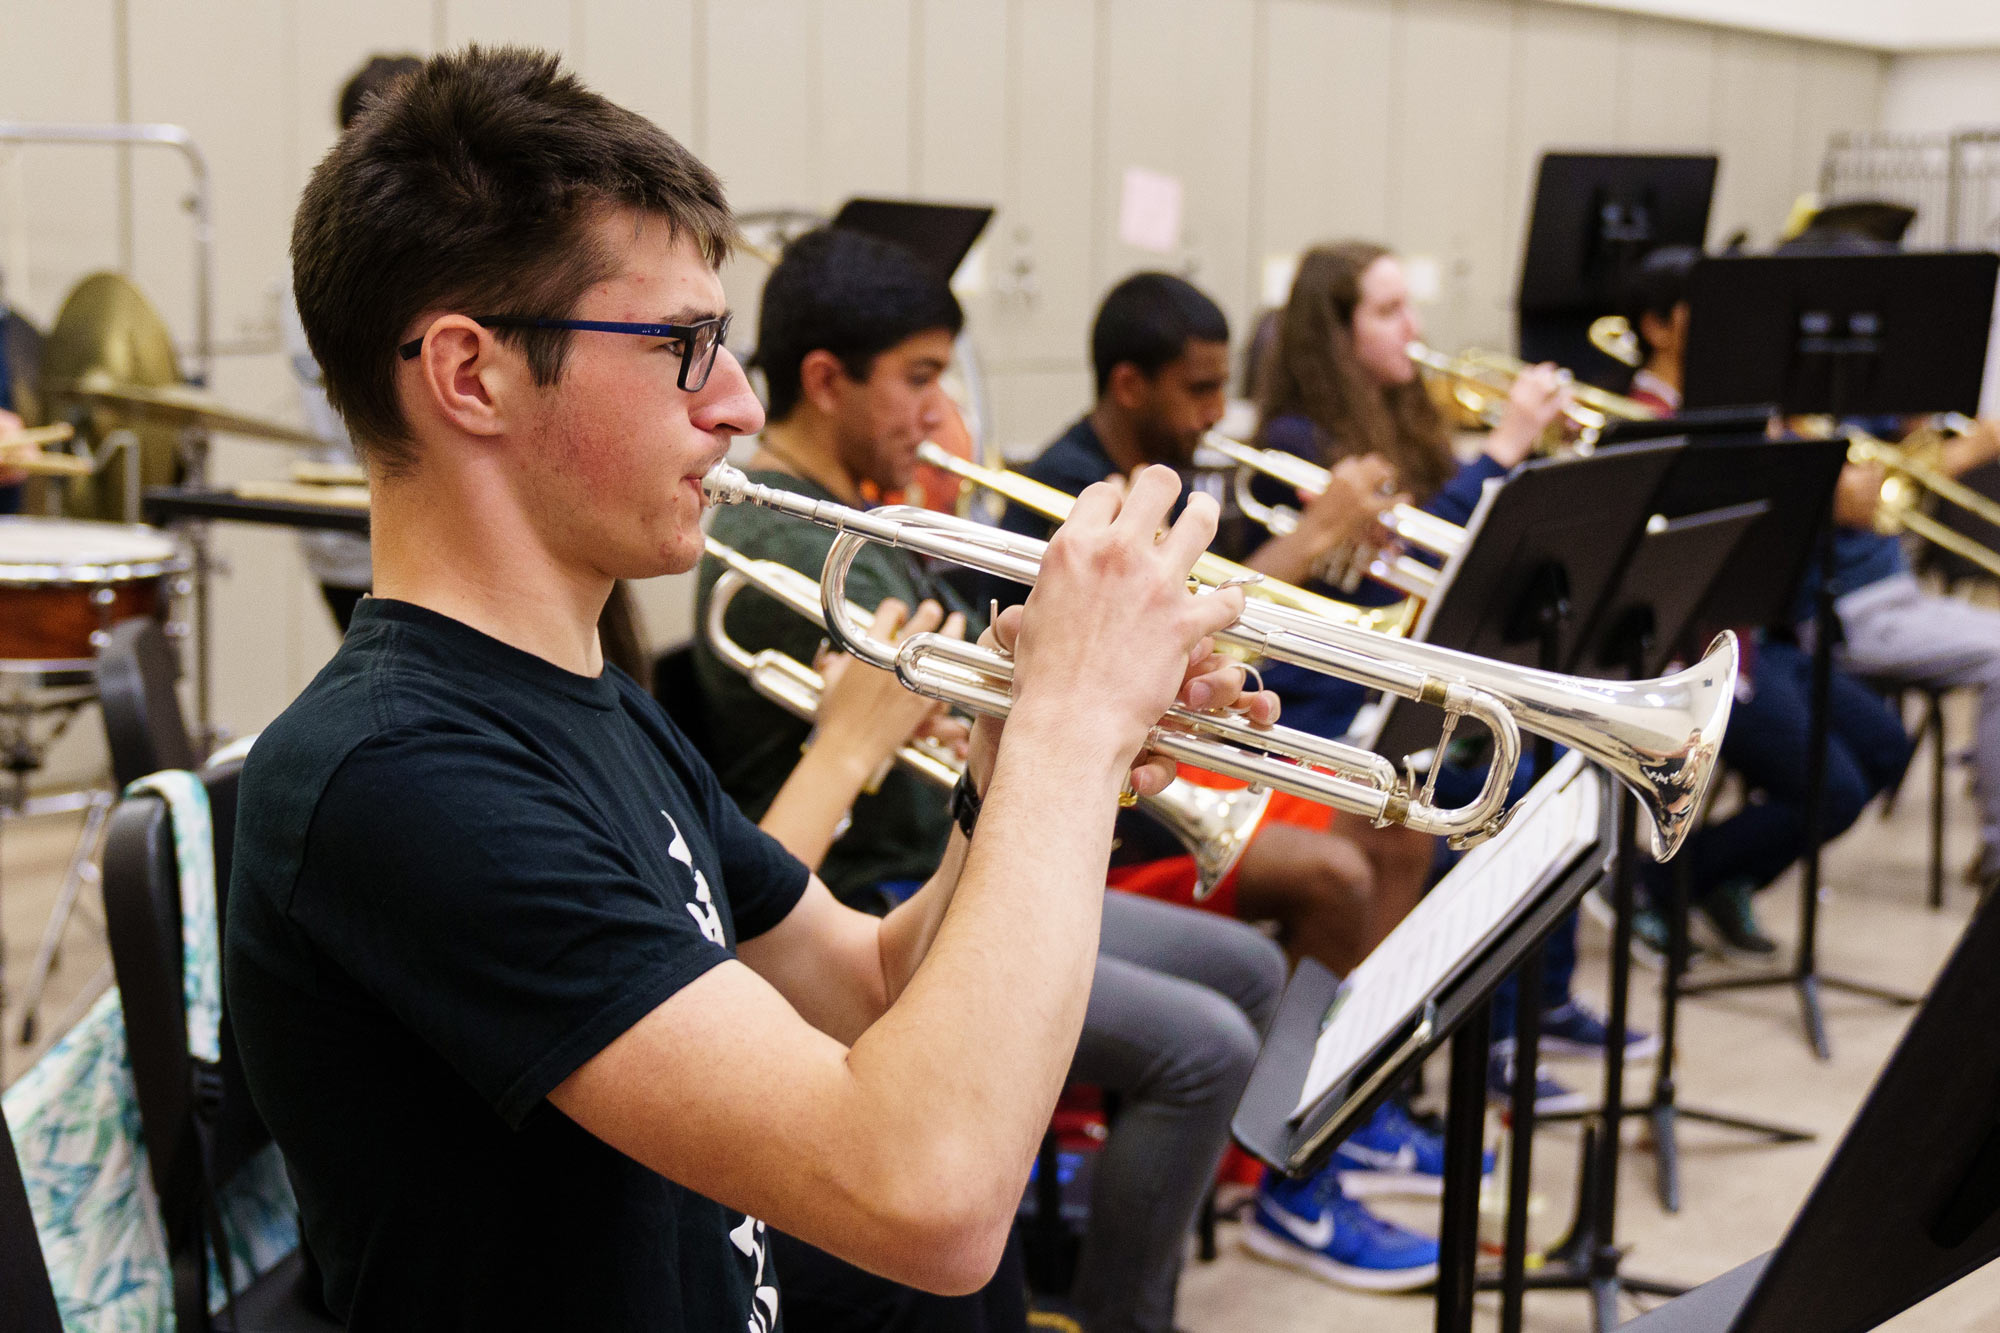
228, 598, 806, 1331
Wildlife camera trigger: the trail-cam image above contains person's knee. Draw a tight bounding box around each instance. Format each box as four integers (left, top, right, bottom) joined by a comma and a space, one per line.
1155, 988, 1263, 1104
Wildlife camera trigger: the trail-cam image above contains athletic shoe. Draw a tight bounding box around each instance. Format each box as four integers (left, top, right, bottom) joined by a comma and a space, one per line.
1333, 1099, 1492, 1198
1538, 1000, 1660, 1061
1242, 1166, 1439, 1291
1487, 1043, 1589, 1115
1697, 878, 1777, 955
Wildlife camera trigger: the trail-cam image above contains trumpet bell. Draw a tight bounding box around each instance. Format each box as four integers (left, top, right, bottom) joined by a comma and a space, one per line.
1134, 781, 1274, 902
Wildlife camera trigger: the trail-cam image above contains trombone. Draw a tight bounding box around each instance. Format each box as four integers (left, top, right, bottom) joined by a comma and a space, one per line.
910, 441, 1419, 638
1198, 431, 1464, 601
1407, 340, 1658, 452
702, 536, 1270, 898
704, 463, 1738, 859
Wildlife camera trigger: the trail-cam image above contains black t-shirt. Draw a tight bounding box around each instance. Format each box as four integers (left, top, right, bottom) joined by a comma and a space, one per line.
225, 598, 808, 1331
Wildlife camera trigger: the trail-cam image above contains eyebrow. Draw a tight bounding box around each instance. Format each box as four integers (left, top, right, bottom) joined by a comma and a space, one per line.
663, 304, 729, 325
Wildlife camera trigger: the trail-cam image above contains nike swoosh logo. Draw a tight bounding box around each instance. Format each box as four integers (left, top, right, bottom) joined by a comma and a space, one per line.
1344, 1143, 1419, 1172
1263, 1201, 1335, 1249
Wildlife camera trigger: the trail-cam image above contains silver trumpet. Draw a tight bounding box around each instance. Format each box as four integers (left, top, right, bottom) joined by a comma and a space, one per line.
703, 464, 1738, 859
702, 536, 1271, 898
1201, 431, 1465, 600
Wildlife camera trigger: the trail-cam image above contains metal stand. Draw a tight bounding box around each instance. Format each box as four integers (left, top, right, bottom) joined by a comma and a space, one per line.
1436, 1005, 1495, 1333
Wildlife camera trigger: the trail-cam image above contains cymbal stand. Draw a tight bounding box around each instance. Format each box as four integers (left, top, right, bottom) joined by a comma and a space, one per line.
0, 669, 101, 1010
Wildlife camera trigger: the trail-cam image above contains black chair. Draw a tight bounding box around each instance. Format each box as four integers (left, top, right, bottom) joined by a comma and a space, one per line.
98, 616, 198, 789
0, 1098, 66, 1333
102, 751, 341, 1331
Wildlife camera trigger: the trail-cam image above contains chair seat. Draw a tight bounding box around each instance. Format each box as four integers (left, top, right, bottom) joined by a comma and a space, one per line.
223, 1249, 344, 1332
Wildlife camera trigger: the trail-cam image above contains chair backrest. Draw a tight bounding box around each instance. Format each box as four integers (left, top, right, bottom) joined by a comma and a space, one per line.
97, 617, 197, 789
101, 749, 269, 1331
0, 1099, 65, 1333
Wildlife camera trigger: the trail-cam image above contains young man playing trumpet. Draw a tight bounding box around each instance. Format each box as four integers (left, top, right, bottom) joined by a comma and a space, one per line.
227, 48, 1267, 1331
692, 225, 1303, 1329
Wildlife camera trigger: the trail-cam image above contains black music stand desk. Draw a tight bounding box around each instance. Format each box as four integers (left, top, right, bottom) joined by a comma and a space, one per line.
1623, 882, 2000, 1332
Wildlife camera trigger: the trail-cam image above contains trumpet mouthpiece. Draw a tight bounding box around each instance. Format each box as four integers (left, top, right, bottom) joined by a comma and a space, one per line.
702, 462, 751, 505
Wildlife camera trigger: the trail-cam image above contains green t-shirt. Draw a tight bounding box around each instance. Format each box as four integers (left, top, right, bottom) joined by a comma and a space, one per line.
693, 470, 982, 904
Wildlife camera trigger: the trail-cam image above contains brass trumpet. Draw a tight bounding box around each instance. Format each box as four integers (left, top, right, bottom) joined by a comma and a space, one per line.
702, 536, 1270, 898
1198, 431, 1465, 600
703, 463, 1738, 859
1407, 340, 1658, 452
1843, 419, 2000, 582
911, 441, 1419, 638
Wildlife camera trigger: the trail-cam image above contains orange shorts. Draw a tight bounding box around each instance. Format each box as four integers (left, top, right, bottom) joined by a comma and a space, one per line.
1106, 766, 1338, 918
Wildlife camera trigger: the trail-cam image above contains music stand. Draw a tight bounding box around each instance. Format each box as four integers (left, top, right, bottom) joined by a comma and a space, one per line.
830, 198, 994, 283
1680, 251, 2000, 1059
1234, 753, 1615, 1333
1622, 882, 2000, 1333
1516, 152, 1718, 387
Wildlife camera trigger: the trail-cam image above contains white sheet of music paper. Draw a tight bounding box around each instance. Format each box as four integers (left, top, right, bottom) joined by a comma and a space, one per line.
1292, 751, 1601, 1121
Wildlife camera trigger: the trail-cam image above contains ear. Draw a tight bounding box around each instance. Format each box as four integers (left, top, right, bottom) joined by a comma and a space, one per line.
1106, 361, 1152, 412
404, 314, 519, 440
797, 348, 849, 416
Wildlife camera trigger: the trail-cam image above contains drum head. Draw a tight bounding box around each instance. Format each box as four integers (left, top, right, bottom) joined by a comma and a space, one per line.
0, 515, 186, 584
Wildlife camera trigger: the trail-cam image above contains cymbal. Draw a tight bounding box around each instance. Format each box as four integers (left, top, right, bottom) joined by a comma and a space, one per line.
44, 372, 323, 447
38, 272, 183, 520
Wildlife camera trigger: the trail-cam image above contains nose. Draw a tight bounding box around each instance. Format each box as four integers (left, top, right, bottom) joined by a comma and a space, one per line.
691, 347, 766, 438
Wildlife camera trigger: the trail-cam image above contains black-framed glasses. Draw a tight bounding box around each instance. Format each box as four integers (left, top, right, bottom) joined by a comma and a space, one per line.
397, 313, 733, 391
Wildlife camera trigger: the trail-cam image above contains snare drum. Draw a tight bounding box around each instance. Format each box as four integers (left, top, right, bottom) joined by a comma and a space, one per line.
0, 517, 188, 670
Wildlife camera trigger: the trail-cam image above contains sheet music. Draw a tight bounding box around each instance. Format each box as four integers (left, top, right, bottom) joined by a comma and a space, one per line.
1292, 752, 1602, 1120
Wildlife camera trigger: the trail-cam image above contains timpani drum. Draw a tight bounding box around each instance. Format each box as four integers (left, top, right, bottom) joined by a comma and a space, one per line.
0, 517, 189, 672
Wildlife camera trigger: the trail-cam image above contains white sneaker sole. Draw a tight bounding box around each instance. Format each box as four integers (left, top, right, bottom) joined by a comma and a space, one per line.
1238, 1222, 1438, 1292
1337, 1167, 1445, 1199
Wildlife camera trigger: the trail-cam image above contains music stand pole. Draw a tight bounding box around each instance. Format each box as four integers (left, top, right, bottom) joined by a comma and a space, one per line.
1436, 1006, 1495, 1333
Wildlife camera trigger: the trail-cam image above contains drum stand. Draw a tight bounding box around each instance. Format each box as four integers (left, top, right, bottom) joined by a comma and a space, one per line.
0, 669, 108, 1026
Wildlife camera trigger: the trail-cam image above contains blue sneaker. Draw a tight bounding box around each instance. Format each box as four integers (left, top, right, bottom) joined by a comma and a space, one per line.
1333, 1100, 1492, 1199
1242, 1166, 1439, 1291
1487, 1042, 1589, 1115
1539, 1001, 1660, 1061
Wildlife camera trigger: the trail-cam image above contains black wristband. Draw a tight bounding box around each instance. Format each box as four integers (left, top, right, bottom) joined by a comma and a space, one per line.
949, 769, 983, 839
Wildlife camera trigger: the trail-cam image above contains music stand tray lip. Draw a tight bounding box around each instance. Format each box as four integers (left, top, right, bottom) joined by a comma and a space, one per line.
1235, 753, 1613, 1176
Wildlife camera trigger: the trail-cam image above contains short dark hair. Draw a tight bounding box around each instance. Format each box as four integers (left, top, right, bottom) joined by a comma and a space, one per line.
752, 228, 963, 422
292, 46, 734, 471
336, 55, 422, 130
1618, 245, 1701, 360
1091, 272, 1229, 397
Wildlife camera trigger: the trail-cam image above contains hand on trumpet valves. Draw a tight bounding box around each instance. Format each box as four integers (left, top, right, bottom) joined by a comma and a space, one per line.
1296, 454, 1404, 558
1489, 362, 1575, 466
0, 409, 26, 487
1005, 464, 1279, 800
813, 597, 969, 781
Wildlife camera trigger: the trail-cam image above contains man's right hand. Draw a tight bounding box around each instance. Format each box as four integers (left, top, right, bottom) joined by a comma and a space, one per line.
1006, 465, 1249, 785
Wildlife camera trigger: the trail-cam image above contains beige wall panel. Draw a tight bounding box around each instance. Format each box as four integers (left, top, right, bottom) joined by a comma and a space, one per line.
438, 0, 577, 53
703, 0, 819, 212
576, 0, 699, 143
913, 0, 1006, 202
1505, 2, 1625, 308
286, 2, 437, 202
1710, 29, 1804, 247
981, 0, 1095, 370
1255, 0, 1397, 297
990, 364, 1095, 459
1394, 0, 1518, 351
1612, 15, 1718, 150
0, 0, 123, 329
1097, 0, 1256, 330
1792, 46, 1884, 194
818, 0, 915, 202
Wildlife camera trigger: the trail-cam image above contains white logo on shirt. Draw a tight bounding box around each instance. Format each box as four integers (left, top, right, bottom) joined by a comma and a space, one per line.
663, 810, 725, 946
729, 1214, 779, 1331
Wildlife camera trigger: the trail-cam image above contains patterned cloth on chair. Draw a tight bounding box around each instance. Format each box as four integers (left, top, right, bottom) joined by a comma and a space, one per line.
3, 771, 297, 1331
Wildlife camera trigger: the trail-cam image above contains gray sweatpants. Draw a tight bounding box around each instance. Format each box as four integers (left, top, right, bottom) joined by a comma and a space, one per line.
1066, 891, 1287, 1333
1834, 572, 2000, 849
